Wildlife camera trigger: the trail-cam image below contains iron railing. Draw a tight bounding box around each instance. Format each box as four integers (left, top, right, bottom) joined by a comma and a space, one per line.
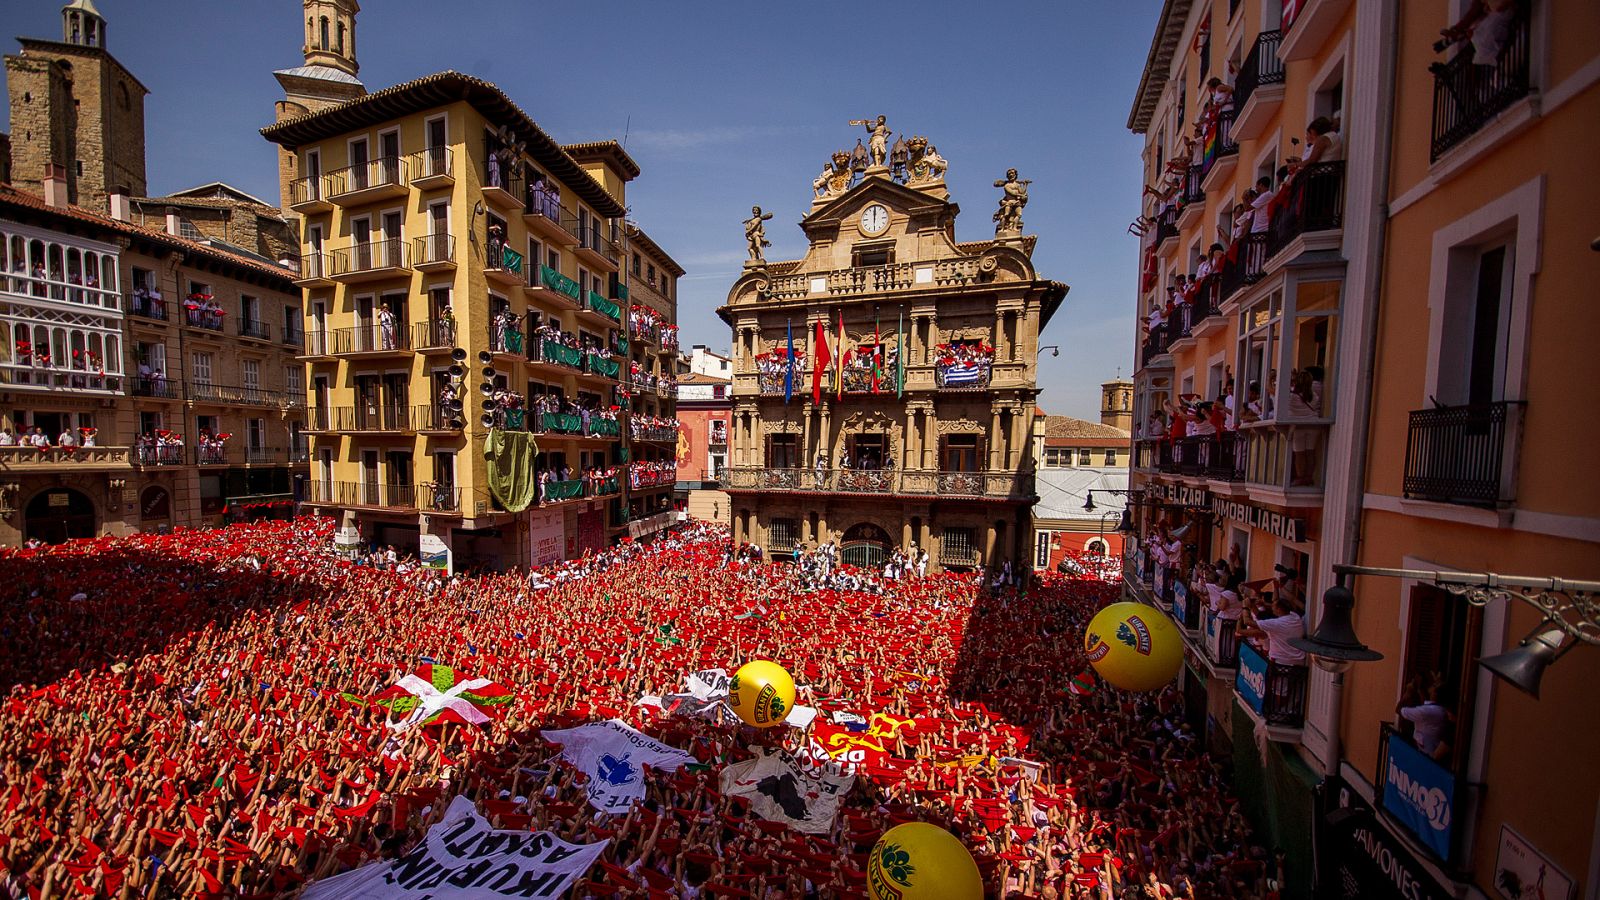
1233, 31, 1285, 113
132, 377, 181, 399
1403, 400, 1521, 507
410, 147, 454, 181
724, 467, 1032, 501
1430, 13, 1531, 160
184, 307, 224, 332
1153, 206, 1180, 245
189, 382, 297, 406
310, 480, 417, 509
1237, 641, 1308, 727
413, 233, 455, 267
331, 239, 411, 276
126, 291, 167, 320
413, 319, 456, 351
1267, 162, 1345, 257
297, 252, 331, 281
1200, 110, 1238, 180
325, 157, 407, 198
238, 318, 271, 341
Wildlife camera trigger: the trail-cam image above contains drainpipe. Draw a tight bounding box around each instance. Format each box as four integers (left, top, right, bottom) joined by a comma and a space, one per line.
1319, 0, 1400, 775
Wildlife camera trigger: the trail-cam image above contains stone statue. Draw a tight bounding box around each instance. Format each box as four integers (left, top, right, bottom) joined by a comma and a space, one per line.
822, 150, 853, 197
744, 205, 773, 265
849, 115, 891, 168
923, 145, 948, 181
993, 168, 1031, 236
906, 136, 949, 184
812, 164, 833, 199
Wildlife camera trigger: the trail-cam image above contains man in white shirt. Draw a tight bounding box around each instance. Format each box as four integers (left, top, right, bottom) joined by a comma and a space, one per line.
1398, 696, 1452, 758
57, 428, 79, 449
1240, 597, 1306, 666
0, 428, 13, 446
1250, 176, 1276, 234
28, 427, 50, 449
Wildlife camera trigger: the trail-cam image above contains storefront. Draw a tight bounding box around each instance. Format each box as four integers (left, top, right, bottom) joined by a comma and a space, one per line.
1315, 773, 1457, 900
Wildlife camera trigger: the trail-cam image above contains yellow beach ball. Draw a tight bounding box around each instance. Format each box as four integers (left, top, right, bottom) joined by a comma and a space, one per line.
728, 660, 796, 728
868, 822, 983, 900
1083, 601, 1183, 692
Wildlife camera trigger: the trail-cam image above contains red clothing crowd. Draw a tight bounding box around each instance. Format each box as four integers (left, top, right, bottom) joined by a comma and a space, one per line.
0, 519, 1278, 899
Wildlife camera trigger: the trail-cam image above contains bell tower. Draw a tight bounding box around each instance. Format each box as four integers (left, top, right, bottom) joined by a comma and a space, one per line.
1100, 377, 1133, 432
301, 0, 360, 78
62, 0, 106, 48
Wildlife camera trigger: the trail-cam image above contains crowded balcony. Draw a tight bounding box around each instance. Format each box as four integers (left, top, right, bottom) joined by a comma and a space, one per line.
1170, 579, 1201, 631
630, 419, 679, 443
1235, 640, 1308, 729
1265, 161, 1345, 260
134, 441, 186, 467
1232, 31, 1285, 141
583, 350, 620, 380
193, 442, 233, 466
488, 317, 525, 356
1403, 400, 1522, 508
287, 174, 332, 214
4, 357, 122, 394
125, 289, 167, 321
310, 480, 417, 510
330, 239, 412, 283
760, 256, 985, 300
325, 157, 409, 206
1170, 432, 1244, 481
237, 318, 272, 341
1429, 9, 1531, 161
933, 342, 993, 391
188, 382, 299, 408
1, 235, 120, 311
523, 186, 579, 246
575, 225, 621, 271
724, 467, 1034, 502
527, 334, 584, 373
413, 233, 456, 272
628, 461, 677, 489
0, 444, 132, 472
183, 296, 225, 332
417, 404, 463, 434
412, 319, 456, 353
409, 147, 455, 190
294, 252, 334, 287
528, 265, 582, 308
1203, 609, 1241, 669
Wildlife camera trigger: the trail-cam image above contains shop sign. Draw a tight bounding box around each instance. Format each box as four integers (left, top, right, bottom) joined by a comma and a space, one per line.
1319, 775, 1455, 900
1494, 825, 1572, 900
140, 486, 171, 521
419, 533, 450, 573
1235, 641, 1267, 714
1151, 482, 1210, 507
1211, 496, 1307, 542
1382, 732, 1455, 861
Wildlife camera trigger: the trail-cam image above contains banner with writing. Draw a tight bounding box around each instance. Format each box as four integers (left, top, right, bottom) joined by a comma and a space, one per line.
720, 746, 854, 834
302, 795, 607, 900
541, 719, 694, 813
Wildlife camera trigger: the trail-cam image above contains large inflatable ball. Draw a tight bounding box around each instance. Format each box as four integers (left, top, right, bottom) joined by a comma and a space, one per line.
728, 660, 796, 728
867, 822, 983, 900
1083, 601, 1183, 691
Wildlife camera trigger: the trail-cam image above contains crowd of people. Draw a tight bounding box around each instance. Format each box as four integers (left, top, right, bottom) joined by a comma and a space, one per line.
628, 361, 677, 397
183, 292, 226, 329
0, 517, 1284, 899
0, 424, 97, 451
628, 414, 679, 441
628, 459, 677, 489
1138, 361, 1325, 485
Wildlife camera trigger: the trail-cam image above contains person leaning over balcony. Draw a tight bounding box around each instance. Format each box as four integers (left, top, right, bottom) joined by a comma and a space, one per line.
1238, 594, 1306, 667
27, 426, 49, 449
1434, 0, 1520, 68
1397, 674, 1456, 761
56, 427, 78, 450
1207, 77, 1235, 117
1287, 117, 1342, 181
1249, 176, 1275, 234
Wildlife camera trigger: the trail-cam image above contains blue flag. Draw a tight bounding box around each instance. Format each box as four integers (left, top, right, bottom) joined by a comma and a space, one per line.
784, 319, 795, 403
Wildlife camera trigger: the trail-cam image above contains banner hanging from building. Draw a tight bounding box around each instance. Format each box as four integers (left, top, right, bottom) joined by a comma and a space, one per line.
301, 794, 607, 900
1381, 731, 1455, 860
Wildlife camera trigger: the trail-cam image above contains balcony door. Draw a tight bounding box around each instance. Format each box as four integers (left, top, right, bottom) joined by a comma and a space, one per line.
355, 375, 379, 429
380, 211, 403, 267
355, 296, 374, 351
361, 450, 379, 504
349, 138, 369, 190
352, 218, 372, 270
387, 451, 412, 500
378, 130, 400, 184
941, 434, 982, 472
425, 117, 447, 175
846, 433, 887, 470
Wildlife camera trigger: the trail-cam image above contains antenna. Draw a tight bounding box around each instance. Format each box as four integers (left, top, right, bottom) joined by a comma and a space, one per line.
622, 115, 631, 150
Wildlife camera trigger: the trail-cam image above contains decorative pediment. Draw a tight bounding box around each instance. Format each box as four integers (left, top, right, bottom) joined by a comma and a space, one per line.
936, 417, 984, 434
841, 410, 895, 432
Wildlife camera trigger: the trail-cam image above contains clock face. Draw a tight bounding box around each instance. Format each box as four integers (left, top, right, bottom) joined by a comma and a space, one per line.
859, 204, 889, 236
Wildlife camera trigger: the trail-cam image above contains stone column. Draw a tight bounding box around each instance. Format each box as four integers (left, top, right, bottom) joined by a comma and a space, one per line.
994, 311, 1007, 361
819, 403, 832, 466
902, 520, 913, 550
984, 521, 998, 567
1009, 404, 1027, 468
988, 409, 1003, 470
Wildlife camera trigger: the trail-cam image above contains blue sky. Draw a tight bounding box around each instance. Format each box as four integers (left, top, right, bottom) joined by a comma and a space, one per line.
3, 0, 1159, 420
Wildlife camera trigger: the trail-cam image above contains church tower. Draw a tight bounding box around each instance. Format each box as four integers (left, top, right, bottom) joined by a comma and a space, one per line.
1100, 377, 1133, 432
273, 0, 366, 215
5, 0, 149, 209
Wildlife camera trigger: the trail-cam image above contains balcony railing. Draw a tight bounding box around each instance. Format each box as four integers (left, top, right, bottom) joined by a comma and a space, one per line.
1203, 611, 1241, 669
0, 445, 133, 470
413, 233, 455, 267
303, 330, 336, 357
184, 307, 225, 332
194, 444, 233, 466
134, 445, 186, 467
584, 351, 620, 379
579, 226, 621, 265
1180, 164, 1205, 208
189, 382, 297, 407
410, 147, 454, 182
489, 320, 524, 355
1430, 13, 1531, 161
1402, 400, 1521, 507
305, 407, 333, 432
935, 361, 992, 390
289, 175, 327, 209
761, 256, 987, 300
1218, 233, 1268, 303
1199, 111, 1238, 181
331, 239, 411, 277
283, 324, 303, 347
587, 291, 622, 323
1233, 30, 1285, 112
325, 157, 407, 199
541, 479, 584, 502
724, 467, 1033, 501
2, 270, 120, 310
126, 291, 167, 320
311, 480, 417, 509
1266, 161, 1345, 257
238, 318, 271, 341
132, 376, 181, 399
631, 426, 677, 443
338, 323, 410, 354
346, 403, 419, 433
532, 338, 584, 370
413, 319, 457, 351
422, 482, 462, 513
537, 265, 582, 303
297, 252, 332, 282
416, 404, 462, 432
1235, 641, 1308, 728
1152, 206, 1180, 246
243, 445, 287, 465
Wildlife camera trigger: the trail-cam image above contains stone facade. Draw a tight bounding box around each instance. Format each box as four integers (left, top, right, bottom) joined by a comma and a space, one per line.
720, 139, 1066, 571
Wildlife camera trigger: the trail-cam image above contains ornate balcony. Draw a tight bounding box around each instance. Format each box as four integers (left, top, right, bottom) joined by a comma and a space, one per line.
1403, 401, 1522, 507
760, 256, 986, 300
723, 467, 1033, 502
0, 445, 133, 472
1233, 31, 1285, 141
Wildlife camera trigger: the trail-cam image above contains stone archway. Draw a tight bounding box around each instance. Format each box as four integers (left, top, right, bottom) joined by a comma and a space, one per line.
840, 521, 893, 569
24, 487, 97, 545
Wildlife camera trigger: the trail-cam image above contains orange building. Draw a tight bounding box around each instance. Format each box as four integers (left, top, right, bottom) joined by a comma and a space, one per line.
1124, 1, 1600, 896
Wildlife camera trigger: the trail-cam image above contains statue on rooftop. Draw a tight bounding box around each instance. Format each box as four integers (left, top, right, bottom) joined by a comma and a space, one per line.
993, 168, 1031, 237
744, 205, 773, 265
849, 115, 892, 169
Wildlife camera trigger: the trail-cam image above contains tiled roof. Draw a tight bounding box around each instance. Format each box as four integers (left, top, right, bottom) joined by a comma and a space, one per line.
0, 184, 296, 286
260, 70, 624, 218
1042, 415, 1131, 440
678, 372, 730, 385
564, 141, 642, 180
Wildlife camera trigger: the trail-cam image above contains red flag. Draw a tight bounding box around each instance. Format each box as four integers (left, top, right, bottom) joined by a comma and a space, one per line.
836, 309, 845, 400
811, 319, 830, 405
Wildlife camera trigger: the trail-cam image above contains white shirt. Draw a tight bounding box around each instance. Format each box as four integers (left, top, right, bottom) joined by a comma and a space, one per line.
1251, 189, 1275, 233
1255, 612, 1306, 665
1399, 702, 1449, 754
0, 432, 13, 446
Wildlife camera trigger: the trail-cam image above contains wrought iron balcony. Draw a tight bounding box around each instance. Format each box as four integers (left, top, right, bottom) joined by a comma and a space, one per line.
237, 318, 272, 341
413, 319, 456, 352
422, 482, 462, 513
413, 233, 456, 270
125, 291, 167, 320
1203, 611, 1241, 669
325, 157, 408, 204
1233, 30, 1285, 140
310, 480, 417, 509
1403, 400, 1522, 507
1430, 13, 1530, 161
1235, 641, 1308, 728
184, 307, 225, 332
330, 239, 412, 281
1266, 162, 1344, 258
132, 376, 181, 399
188, 382, 297, 407
409, 147, 455, 187
724, 467, 1033, 502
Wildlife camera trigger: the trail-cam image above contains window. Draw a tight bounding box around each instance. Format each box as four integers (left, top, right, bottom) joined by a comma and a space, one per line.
941, 527, 977, 563
1396, 584, 1481, 772
766, 434, 800, 468
1044, 447, 1070, 468
1434, 244, 1513, 407
852, 245, 895, 268
768, 518, 797, 552
1078, 449, 1092, 465
191, 351, 213, 386
632, 254, 641, 276
285, 365, 303, 396
646, 262, 656, 284
1105, 450, 1118, 466
1236, 288, 1283, 421
241, 359, 260, 392
247, 417, 265, 451
942, 434, 981, 471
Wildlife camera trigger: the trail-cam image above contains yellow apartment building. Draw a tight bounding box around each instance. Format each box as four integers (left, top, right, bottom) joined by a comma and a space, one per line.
620, 222, 684, 537
1125, 0, 1600, 896
261, 5, 678, 571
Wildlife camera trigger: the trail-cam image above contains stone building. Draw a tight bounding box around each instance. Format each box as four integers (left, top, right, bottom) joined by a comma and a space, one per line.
721, 124, 1065, 570
4, 0, 147, 209
129, 183, 300, 265
261, 2, 684, 570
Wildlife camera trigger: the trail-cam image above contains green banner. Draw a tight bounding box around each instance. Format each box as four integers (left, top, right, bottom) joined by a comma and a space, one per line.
545, 479, 583, 500
541, 265, 581, 300
541, 412, 582, 434
542, 339, 582, 368
587, 292, 621, 322
484, 429, 538, 513
589, 418, 621, 437
501, 247, 524, 274
587, 353, 620, 379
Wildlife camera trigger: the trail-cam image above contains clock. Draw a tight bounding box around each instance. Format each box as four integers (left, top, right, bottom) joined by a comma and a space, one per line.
858, 204, 889, 236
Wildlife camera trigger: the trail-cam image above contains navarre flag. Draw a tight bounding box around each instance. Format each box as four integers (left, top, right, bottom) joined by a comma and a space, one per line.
365, 665, 512, 729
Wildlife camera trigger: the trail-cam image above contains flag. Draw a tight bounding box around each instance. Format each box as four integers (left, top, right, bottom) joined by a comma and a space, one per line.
1281, 0, 1303, 30
835, 309, 845, 400
811, 319, 830, 405
1069, 670, 1096, 696
896, 310, 905, 398
720, 747, 854, 835
871, 316, 882, 394
541, 719, 695, 813
367, 664, 512, 729
784, 319, 794, 404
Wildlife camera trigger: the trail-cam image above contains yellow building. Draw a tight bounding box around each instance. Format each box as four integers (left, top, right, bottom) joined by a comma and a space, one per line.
262, 5, 676, 570
1125, 0, 1600, 896
720, 127, 1065, 571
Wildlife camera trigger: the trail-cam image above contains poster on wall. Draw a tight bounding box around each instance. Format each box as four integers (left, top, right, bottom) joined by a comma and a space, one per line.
418, 533, 450, 574
140, 486, 171, 522
528, 511, 564, 568
1494, 826, 1573, 900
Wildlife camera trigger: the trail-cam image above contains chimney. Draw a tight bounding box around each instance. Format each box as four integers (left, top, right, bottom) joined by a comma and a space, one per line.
165, 207, 181, 237
108, 186, 130, 222
42, 164, 69, 209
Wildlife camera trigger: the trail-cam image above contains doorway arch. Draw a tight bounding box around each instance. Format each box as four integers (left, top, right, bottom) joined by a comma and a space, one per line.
25, 487, 96, 544
840, 522, 893, 569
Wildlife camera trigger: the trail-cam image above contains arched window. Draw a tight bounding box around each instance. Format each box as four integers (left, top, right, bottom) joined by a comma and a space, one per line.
336, 21, 344, 54
103, 334, 119, 373
319, 16, 329, 50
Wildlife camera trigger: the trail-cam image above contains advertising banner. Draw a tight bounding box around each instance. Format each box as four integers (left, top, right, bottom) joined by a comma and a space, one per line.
419, 533, 450, 572
1381, 732, 1455, 861
528, 511, 563, 568
1235, 641, 1268, 714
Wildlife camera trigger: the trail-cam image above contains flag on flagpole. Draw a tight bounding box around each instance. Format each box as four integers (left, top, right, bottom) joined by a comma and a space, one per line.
835, 308, 845, 400
812, 319, 830, 405
896, 310, 905, 397
784, 319, 794, 404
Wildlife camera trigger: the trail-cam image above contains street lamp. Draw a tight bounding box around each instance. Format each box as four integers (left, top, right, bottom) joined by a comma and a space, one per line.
1038, 345, 1060, 358
1290, 576, 1385, 674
